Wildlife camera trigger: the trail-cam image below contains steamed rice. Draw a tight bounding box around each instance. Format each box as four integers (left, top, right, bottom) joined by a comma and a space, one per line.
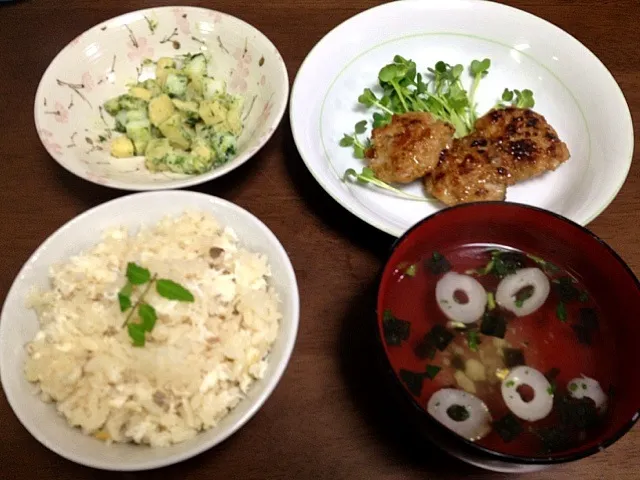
23, 211, 281, 447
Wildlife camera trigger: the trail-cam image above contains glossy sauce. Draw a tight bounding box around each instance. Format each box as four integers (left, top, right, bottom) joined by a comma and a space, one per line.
383, 244, 617, 457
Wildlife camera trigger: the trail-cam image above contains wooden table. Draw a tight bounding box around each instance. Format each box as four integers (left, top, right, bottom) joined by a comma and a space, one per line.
1, 0, 638, 478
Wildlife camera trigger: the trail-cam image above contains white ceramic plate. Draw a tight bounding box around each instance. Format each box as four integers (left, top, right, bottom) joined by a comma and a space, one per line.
290, 0, 634, 237
34, 7, 288, 190
0, 191, 300, 471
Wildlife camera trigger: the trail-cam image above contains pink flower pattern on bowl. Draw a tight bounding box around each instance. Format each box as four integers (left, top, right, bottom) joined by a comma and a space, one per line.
127, 36, 154, 62
81, 72, 95, 92
51, 101, 69, 124
38, 130, 62, 155
257, 100, 274, 126
173, 8, 191, 34
229, 48, 252, 93
34, 7, 287, 191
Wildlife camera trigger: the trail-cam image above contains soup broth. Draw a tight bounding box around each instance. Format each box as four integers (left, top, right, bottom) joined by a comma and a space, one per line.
381, 244, 616, 457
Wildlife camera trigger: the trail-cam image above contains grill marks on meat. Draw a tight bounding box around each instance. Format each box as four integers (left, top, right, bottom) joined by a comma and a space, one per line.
424, 136, 509, 205
364, 112, 455, 183
473, 107, 570, 184
423, 107, 570, 205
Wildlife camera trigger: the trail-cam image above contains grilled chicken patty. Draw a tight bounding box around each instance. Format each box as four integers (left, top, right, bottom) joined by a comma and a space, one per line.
364, 112, 455, 184
424, 108, 570, 205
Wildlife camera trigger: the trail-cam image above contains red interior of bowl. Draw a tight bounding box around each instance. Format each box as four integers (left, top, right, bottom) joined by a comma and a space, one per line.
377, 202, 640, 462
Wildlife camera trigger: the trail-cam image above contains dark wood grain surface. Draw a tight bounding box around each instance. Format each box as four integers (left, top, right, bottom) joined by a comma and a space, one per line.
1, 0, 638, 478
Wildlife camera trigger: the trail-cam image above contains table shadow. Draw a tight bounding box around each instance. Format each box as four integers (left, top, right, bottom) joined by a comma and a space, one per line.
281, 109, 394, 262
337, 279, 491, 477
55, 141, 266, 210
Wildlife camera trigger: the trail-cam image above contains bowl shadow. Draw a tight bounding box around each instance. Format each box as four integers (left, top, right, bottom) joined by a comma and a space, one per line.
55, 143, 268, 210
337, 278, 488, 477
281, 109, 393, 261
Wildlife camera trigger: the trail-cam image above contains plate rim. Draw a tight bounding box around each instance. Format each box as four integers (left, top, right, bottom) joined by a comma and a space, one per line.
290, 0, 635, 237
33, 6, 290, 192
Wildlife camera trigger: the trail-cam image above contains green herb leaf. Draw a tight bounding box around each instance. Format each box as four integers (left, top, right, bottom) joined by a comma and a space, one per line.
487, 292, 496, 310
118, 293, 132, 312
501, 88, 514, 102
126, 262, 151, 285
467, 330, 480, 351
138, 303, 157, 332
470, 58, 491, 77
354, 120, 367, 134
339, 134, 354, 147
425, 364, 441, 380
514, 286, 534, 308
569, 382, 578, 392
505, 380, 515, 388
556, 301, 567, 322
156, 279, 195, 302
343, 167, 436, 202
405, 264, 417, 277
127, 323, 146, 347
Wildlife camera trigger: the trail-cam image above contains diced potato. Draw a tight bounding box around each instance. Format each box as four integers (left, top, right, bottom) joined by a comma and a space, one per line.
183, 54, 207, 80
110, 136, 135, 158
126, 120, 151, 155
148, 94, 175, 127
164, 73, 188, 98
172, 99, 199, 113
158, 113, 192, 149
155, 57, 176, 85
199, 100, 228, 128
465, 359, 486, 382
145, 138, 173, 171
191, 137, 214, 163
202, 77, 226, 100
129, 87, 152, 101
454, 370, 476, 394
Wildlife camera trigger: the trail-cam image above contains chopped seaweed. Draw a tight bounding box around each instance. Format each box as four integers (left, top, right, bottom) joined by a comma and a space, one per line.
414, 324, 454, 359
399, 369, 425, 396
553, 276, 579, 302
425, 364, 442, 380
490, 250, 527, 277
425, 251, 451, 275
579, 307, 599, 331
382, 309, 410, 346
494, 413, 523, 443
446, 404, 470, 422
503, 348, 526, 368
572, 324, 592, 345
480, 311, 507, 338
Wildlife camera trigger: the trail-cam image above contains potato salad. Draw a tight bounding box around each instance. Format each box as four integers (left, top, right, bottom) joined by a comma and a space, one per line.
103, 54, 244, 175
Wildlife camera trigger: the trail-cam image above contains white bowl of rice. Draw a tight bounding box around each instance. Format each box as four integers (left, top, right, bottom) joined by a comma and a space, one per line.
0, 191, 299, 471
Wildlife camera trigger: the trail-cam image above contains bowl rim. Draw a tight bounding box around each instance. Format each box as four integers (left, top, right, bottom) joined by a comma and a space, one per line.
0, 190, 300, 471
375, 200, 640, 465
32, 6, 290, 192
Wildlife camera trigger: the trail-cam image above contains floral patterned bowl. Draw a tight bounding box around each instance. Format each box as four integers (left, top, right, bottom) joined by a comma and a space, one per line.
34, 7, 288, 190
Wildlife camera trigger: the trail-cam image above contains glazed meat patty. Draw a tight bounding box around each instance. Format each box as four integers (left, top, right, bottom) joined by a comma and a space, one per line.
424, 136, 509, 205
472, 107, 571, 184
364, 112, 455, 184
424, 107, 570, 205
